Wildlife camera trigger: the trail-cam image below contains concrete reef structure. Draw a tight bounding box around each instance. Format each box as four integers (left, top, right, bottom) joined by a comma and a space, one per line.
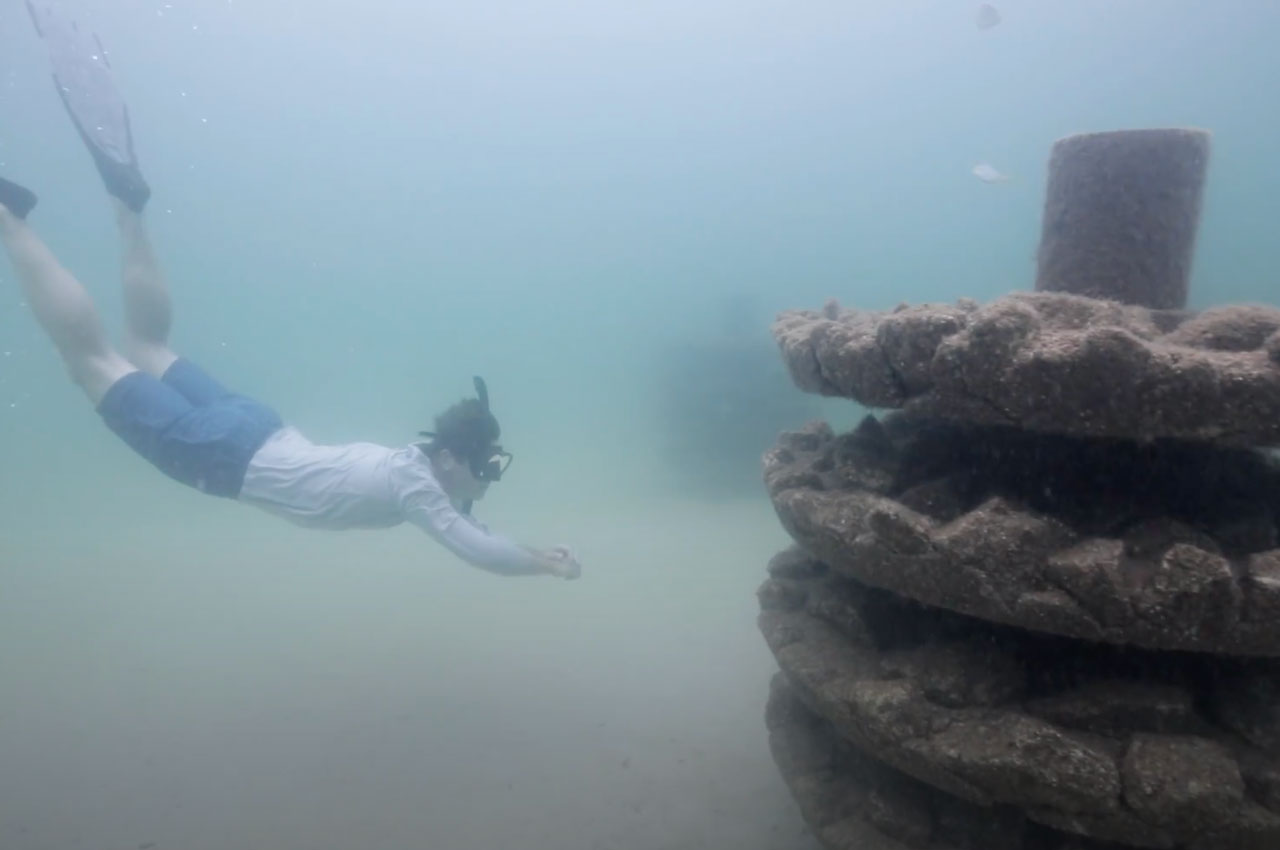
759, 128, 1280, 849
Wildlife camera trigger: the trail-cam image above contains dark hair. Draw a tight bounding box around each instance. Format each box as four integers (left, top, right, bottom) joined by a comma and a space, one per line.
418, 397, 500, 460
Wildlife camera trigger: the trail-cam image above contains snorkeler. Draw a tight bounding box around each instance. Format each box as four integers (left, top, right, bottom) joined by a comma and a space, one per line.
0, 1, 581, 580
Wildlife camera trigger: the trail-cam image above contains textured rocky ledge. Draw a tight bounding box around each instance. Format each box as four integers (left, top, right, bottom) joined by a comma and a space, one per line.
771, 292, 1280, 445
758, 547, 1280, 849
766, 672, 1139, 850
764, 414, 1280, 655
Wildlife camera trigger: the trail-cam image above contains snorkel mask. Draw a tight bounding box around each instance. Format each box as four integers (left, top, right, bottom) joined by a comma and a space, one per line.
419, 376, 512, 483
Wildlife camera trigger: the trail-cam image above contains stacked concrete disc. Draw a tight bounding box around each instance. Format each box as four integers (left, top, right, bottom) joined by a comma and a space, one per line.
758, 128, 1280, 849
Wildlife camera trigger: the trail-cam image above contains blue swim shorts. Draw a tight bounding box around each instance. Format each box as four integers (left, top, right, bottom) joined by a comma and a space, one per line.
96, 358, 283, 498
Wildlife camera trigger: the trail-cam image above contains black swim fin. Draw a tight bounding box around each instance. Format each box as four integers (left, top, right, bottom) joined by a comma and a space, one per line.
25, 0, 151, 212
0, 178, 38, 219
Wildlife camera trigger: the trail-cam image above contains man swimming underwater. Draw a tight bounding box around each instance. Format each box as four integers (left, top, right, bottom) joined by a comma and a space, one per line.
0, 1, 581, 580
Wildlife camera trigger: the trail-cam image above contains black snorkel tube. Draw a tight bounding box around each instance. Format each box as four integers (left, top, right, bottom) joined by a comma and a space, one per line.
460, 376, 485, 517
417, 377, 511, 515
461, 375, 513, 514
457, 376, 512, 515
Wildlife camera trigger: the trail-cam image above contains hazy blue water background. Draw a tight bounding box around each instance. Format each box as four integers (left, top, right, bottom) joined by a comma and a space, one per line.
1, 1, 1278, 848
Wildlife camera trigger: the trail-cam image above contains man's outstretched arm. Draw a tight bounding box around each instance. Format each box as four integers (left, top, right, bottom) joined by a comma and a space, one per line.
403, 488, 580, 579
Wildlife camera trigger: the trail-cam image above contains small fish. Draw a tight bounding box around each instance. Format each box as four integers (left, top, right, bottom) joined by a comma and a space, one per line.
976, 3, 1001, 30
972, 162, 1012, 183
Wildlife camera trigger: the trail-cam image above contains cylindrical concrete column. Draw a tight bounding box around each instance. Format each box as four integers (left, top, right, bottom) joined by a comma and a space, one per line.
1035, 128, 1211, 310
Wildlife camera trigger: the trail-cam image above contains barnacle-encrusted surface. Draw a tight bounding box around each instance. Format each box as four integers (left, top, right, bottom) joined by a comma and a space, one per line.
759, 547, 1280, 849
764, 415, 1280, 655
767, 672, 1154, 850
772, 292, 1280, 445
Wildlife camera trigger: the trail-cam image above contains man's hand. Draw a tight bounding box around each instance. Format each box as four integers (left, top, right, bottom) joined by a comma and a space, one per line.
539, 545, 582, 580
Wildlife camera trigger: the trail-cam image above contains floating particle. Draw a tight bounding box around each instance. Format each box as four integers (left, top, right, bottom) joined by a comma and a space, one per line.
971, 162, 1011, 183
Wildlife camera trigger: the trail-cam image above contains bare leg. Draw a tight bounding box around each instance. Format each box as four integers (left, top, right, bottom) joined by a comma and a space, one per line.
116, 200, 178, 376
0, 204, 135, 404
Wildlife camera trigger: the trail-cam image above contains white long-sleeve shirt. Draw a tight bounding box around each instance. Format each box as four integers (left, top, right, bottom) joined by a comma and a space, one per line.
237, 426, 542, 576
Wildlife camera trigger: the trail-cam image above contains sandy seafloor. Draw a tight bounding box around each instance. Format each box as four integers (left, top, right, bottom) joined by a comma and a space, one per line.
0, 479, 823, 850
